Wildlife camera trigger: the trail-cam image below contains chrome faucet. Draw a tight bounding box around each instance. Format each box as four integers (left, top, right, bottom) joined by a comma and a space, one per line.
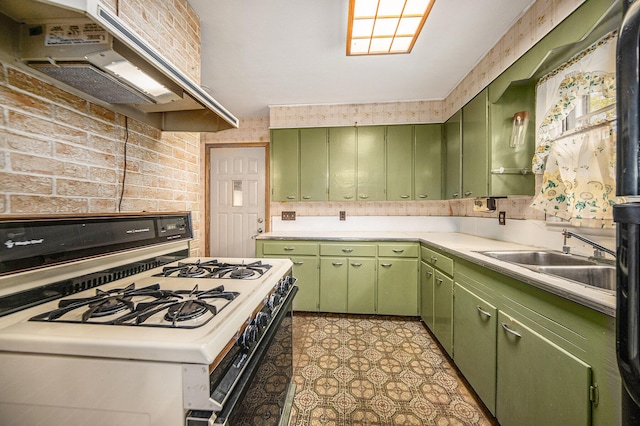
562, 229, 616, 259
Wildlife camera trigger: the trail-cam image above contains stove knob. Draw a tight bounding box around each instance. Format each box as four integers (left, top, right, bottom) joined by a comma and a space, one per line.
256, 311, 270, 328
268, 293, 282, 310
240, 324, 258, 350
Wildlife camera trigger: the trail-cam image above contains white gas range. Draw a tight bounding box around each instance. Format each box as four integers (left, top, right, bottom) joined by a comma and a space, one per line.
0, 213, 296, 426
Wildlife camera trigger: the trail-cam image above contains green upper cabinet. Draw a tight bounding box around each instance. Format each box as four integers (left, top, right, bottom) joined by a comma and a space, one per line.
444, 111, 462, 199
271, 129, 299, 201
462, 88, 489, 199
488, 83, 535, 196
386, 125, 413, 200
357, 126, 386, 201
299, 128, 328, 201
414, 124, 442, 200
328, 127, 357, 201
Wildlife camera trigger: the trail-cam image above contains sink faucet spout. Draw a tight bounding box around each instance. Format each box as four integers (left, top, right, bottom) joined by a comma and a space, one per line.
561, 229, 616, 258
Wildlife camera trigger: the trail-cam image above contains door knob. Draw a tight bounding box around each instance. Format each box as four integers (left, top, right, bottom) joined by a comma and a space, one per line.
258, 218, 264, 223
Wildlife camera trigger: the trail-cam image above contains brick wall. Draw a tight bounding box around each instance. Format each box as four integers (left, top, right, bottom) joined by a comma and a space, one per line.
0, 0, 205, 255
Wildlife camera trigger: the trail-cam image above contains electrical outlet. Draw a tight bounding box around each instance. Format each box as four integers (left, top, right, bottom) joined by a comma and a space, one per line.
498, 211, 506, 225
339, 211, 346, 221
281, 211, 296, 221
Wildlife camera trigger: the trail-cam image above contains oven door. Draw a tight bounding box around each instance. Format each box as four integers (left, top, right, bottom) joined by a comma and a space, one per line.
187, 285, 297, 426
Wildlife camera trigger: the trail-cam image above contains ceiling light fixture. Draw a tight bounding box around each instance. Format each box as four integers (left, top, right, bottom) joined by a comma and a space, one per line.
347, 0, 435, 56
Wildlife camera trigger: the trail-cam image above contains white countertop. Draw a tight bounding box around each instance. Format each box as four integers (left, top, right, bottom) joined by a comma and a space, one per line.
257, 231, 616, 317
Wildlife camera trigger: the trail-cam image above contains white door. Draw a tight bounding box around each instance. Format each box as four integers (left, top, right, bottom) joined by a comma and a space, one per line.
210, 147, 266, 257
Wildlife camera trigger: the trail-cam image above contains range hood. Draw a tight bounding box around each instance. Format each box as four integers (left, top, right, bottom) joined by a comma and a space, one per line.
0, 0, 239, 132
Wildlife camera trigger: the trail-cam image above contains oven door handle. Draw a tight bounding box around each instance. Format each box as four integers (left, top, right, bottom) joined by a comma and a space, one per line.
210, 285, 298, 425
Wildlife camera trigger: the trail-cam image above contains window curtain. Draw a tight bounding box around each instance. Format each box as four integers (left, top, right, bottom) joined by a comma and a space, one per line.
530, 31, 620, 228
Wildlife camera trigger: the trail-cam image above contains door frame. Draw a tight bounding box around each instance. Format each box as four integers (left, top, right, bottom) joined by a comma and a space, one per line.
204, 142, 270, 257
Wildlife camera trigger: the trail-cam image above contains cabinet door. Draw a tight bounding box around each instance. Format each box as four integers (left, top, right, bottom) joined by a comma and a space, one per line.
290, 256, 319, 312
414, 124, 442, 200
444, 111, 462, 199
357, 126, 386, 201
328, 127, 357, 201
271, 129, 299, 201
453, 283, 497, 414
433, 270, 453, 356
462, 88, 489, 198
420, 261, 435, 328
347, 258, 376, 314
319, 257, 348, 312
386, 125, 413, 200
300, 128, 328, 201
377, 258, 418, 316
497, 311, 592, 426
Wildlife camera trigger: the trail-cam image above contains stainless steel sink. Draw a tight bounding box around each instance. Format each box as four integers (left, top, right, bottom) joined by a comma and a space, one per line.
537, 265, 616, 291
477, 250, 597, 266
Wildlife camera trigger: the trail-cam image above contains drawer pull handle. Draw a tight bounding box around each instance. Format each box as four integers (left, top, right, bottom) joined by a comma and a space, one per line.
351, 262, 362, 267
426, 271, 433, 277
400, 195, 410, 199
286, 195, 296, 199
464, 191, 473, 197
302, 195, 311, 199
360, 194, 369, 199
332, 262, 344, 266
453, 192, 459, 198
501, 323, 522, 338
392, 249, 404, 253
435, 278, 443, 284
381, 263, 392, 267
293, 261, 304, 265
343, 195, 353, 199
476, 306, 492, 318
342, 248, 353, 253
284, 247, 294, 251
430, 256, 438, 262
418, 194, 428, 199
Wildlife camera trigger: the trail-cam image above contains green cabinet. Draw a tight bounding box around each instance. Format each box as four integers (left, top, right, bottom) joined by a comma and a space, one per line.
271, 129, 299, 201
356, 126, 386, 201
271, 128, 328, 202
462, 88, 489, 198
377, 258, 418, 316
319, 257, 348, 312
300, 128, 328, 201
444, 111, 462, 199
386, 125, 413, 200
414, 124, 442, 200
420, 261, 435, 328
421, 244, 455, 355
497, 311, 592, 426
257, 241, 320, 312
453, 283, 497, 414
328, 127, 357, 201
347, 258, 376, 314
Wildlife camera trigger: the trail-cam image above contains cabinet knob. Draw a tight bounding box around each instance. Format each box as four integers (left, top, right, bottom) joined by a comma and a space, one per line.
400, 195, 410, 199
392, 249, 404, 253
332, 262, 344, 266
286, 195, 296, 199
464, 191, 473, 197
351, 262, 362, 267
426, 271, 433, 277
342, 248, 353, 253
418, 194, 428, 199
343, 195, 353, 199
293, 261, 304, 265
435, 278, 443, 284
302, 195, 311, 199
381, 263, 392, 267
430, 256, 437, 263
284, 247, 295, 251
359, 194, 369, 199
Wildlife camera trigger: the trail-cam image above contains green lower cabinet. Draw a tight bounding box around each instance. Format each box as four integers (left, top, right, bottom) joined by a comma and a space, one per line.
290, 256, 319, 312
496, 311, 592, 426
433, 270, 453, 356
377, 258, 418, 316
453, 283, 497, 414
319, 258, 348, 312
420, 261, 435, 328
347, 258, 376, 314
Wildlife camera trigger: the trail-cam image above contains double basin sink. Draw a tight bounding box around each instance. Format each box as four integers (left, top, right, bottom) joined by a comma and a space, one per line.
476, 250, 615, 292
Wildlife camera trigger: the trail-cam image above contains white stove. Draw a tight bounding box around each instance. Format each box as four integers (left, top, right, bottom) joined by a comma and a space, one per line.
0, 213, 296, 426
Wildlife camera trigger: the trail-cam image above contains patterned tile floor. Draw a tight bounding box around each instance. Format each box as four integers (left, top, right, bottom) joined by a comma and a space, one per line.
289, 313, 498, 426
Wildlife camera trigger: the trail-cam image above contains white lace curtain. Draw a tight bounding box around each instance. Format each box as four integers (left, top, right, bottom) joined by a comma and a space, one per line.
530, 32, 621, 228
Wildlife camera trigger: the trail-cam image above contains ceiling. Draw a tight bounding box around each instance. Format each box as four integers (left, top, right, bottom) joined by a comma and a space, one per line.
188, 0, 536, 119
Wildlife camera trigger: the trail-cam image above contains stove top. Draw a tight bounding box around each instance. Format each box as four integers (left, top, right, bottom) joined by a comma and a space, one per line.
0, 256, 294, 364
155, 259, 272, 279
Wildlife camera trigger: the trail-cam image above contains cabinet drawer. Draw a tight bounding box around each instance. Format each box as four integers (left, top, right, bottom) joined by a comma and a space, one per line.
421, 246, 454, 276
378, 242, 418, 258
262, 241, 318, 256
320, 243, 376, 257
